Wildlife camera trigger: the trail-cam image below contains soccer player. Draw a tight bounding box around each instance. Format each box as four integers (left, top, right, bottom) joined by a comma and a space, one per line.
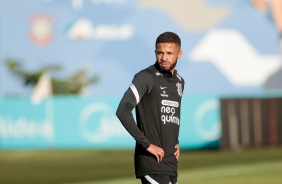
116, 32, 185, 184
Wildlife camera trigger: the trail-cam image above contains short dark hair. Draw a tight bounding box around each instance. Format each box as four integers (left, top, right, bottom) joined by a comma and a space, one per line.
155, 32, 181, 48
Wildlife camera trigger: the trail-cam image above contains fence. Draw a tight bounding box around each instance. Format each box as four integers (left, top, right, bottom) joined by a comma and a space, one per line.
220, 96, 282, 150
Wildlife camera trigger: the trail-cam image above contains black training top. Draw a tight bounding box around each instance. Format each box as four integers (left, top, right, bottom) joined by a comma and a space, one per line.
116, 62, 185, 178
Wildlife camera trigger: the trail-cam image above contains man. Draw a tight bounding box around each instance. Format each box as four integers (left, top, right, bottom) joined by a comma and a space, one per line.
116, 32, 184, 184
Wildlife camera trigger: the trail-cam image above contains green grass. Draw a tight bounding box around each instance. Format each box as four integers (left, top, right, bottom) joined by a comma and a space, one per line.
0, 146, 282, 184
72, 161, 282, 184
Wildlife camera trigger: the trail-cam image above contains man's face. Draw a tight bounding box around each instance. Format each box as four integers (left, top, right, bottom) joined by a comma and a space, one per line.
155, 43, 182, 74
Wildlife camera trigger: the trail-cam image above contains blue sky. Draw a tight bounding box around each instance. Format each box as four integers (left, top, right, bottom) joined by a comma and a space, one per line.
0, 0, 281, 97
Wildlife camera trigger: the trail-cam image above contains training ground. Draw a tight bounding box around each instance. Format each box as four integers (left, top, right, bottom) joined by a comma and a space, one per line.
1, 146, 282, 184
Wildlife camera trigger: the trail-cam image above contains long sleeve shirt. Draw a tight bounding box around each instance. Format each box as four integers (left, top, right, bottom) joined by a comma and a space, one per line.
116, 62, 185, 178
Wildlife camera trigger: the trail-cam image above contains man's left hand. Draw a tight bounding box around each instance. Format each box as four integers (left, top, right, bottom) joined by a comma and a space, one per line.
174, 144, 180, 160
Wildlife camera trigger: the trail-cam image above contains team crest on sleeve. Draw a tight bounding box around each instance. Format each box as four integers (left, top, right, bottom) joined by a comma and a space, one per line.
176, 82, 182, 97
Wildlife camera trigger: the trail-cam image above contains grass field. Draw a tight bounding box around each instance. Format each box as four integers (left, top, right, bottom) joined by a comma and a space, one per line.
0, 146, 282, 184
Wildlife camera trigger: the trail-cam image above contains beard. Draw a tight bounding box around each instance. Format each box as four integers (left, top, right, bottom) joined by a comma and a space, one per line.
159, 60, 178, 73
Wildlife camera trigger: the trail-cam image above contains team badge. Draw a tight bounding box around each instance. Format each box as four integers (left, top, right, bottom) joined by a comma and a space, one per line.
176, 82, 182, 97
29, 13, 54, 47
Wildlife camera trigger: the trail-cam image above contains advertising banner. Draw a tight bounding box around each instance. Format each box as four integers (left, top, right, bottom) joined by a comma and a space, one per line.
0, 95, 221, 149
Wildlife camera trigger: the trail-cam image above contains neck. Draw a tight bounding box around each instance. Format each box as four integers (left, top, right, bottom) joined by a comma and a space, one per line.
170, 69, 175, 75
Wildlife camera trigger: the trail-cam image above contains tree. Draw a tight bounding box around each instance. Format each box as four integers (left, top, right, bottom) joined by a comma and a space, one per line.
5, 59, 99, 95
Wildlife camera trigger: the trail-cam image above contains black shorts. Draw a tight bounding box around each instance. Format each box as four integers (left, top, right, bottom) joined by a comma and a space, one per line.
140, 174, 178, 184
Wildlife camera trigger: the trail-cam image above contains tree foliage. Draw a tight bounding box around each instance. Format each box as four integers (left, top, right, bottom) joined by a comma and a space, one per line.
5, 59, 99, 95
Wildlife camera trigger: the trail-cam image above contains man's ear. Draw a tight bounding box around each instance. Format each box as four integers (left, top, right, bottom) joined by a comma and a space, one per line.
178, 50, 183, 59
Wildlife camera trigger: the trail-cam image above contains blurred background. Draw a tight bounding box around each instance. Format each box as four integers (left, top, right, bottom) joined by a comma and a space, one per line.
0, 0, 282, 184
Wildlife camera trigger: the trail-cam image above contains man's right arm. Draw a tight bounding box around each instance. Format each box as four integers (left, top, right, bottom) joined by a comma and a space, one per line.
116, 71, 152, 149
116, 87, 151, 149
116, 71, 166, 162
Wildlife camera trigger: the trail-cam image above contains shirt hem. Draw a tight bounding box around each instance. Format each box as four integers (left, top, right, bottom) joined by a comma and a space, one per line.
136, 171, 177, 178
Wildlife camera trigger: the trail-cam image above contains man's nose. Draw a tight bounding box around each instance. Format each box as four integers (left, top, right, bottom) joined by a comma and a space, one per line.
161, 53, 167, 60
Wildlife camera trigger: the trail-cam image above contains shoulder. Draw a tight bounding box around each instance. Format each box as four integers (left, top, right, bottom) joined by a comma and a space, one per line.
132, 66, 157, 93
133, 66, 155, 82
175, 73, 185, 83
